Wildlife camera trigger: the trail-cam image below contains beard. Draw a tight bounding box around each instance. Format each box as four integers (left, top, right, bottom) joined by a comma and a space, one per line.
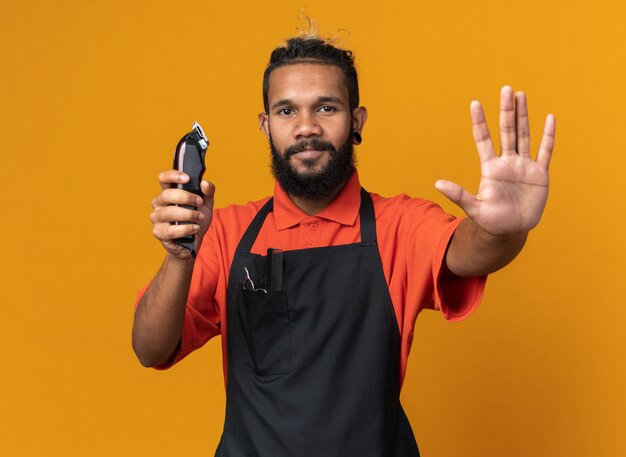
270, 135, 356, 200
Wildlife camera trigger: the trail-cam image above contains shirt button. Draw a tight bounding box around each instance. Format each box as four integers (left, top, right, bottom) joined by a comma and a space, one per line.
310, 222, 318, 231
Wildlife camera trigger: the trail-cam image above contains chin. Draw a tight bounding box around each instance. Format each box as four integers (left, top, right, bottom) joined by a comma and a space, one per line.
292, 163, 328, 177
290, 156, 329, 173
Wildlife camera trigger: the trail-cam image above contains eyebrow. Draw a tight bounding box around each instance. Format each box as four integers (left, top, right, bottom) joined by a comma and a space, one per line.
270, 96, 344, 110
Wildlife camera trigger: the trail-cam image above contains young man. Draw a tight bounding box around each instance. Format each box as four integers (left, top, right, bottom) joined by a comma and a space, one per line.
133, 36, 555, 456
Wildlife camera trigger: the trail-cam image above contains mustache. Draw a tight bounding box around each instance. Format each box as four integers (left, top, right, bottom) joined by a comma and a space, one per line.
284, 139, 336, 158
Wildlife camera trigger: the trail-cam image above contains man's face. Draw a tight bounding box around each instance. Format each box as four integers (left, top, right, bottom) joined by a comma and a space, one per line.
259, 63, 366, 199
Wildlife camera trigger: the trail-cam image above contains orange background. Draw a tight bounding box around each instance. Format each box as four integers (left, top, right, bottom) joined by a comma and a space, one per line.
1, 1, 625, 456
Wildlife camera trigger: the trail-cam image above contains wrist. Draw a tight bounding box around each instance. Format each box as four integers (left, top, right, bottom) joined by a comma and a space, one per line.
447, 219, 529, 277
164, 252, 196, 271
471, 224, 528, 248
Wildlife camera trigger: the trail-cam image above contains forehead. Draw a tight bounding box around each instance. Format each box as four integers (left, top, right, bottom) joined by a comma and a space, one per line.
267, 63, 348, 105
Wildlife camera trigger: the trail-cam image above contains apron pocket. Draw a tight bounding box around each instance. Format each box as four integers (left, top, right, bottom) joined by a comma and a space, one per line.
236, 289, 291, 376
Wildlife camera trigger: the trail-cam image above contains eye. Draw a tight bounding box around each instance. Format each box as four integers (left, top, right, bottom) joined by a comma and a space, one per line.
278, 108, 294, 116
318, 105, 335, 113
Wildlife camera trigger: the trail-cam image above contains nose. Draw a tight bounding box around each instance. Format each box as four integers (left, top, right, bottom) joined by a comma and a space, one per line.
293, 112, 322, 138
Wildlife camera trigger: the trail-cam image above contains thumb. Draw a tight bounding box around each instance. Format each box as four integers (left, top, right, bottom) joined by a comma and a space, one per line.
435, 180, 478, 219
200, 180, 215, 206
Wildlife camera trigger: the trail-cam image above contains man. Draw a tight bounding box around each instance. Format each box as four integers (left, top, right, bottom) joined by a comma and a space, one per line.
133, 34, 555, 456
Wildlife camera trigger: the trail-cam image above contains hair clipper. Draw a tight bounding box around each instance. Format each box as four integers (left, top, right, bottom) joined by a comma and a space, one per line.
172, 121, 209, 257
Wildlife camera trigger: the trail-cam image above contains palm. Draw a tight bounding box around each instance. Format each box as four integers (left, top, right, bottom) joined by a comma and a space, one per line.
436, 87, 555, 236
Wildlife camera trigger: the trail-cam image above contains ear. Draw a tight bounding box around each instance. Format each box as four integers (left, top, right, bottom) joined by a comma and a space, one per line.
352, 106, 368, 134
258, 112, 270, 139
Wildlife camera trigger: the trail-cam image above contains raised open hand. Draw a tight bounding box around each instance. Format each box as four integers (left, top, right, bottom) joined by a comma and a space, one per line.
436, 86, 556, 236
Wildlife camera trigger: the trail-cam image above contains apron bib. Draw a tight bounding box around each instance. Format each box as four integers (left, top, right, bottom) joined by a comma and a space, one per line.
216, 189, 420, 457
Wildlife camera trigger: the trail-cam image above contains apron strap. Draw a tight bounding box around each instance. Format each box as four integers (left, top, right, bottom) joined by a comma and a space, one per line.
359, 188, 377, 244
234, 187, 377, 254
236, 197, 274, 254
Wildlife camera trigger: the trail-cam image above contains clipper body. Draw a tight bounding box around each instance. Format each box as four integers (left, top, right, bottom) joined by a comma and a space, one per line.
172, 122, 209, 257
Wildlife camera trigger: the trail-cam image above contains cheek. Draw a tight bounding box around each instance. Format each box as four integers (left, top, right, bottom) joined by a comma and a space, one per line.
268, 127, 291, 156
268, 121, 289, 143
329, 114, 353, 136
330, 123, 353, 147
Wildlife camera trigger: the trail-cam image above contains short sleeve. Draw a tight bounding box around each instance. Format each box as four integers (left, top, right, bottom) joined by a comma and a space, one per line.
376, 195, 488, 388
403, 201, 486, 322
431, 217, 487, 322
134, 220, 223, 370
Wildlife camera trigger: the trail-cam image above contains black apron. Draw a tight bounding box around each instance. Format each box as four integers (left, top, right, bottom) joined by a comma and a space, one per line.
216, 189, 420, 457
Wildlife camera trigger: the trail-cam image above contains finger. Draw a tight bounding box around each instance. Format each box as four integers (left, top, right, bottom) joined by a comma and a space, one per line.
515, 91, 530, 158
499, 86, 517, 155
201, 180, 215, 200
158, 170, 189, 189
199, 181, 215, 214
537, 114, 556, 169
151, 205, 205, 224
156, 188, 204, 207
153, 222, 200, 241
435, 180, 479, 219
470, 101, 496, 163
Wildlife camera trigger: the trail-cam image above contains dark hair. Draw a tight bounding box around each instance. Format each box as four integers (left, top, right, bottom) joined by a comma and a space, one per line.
262, 37, 360, 113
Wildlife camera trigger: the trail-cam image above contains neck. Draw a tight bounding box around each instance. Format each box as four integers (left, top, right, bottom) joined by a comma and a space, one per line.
289, 186, 343, 216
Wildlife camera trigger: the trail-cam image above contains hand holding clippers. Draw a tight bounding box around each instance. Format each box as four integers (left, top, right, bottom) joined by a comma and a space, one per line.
172, 122, 209, 257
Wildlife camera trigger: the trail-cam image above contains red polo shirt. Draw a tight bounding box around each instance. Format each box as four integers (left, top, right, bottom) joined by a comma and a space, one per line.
139, 172, 486, 388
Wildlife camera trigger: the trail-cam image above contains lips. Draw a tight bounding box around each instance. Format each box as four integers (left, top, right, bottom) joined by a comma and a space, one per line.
294, 149, 326, 159
285, 140, 334, 158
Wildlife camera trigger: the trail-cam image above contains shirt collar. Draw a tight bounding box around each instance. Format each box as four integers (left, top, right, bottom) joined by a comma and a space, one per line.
273, 171, 361, 230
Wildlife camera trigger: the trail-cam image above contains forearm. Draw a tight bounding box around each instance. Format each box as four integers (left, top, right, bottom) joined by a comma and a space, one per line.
132, 255, 195, 367
446, 219, 528, 278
